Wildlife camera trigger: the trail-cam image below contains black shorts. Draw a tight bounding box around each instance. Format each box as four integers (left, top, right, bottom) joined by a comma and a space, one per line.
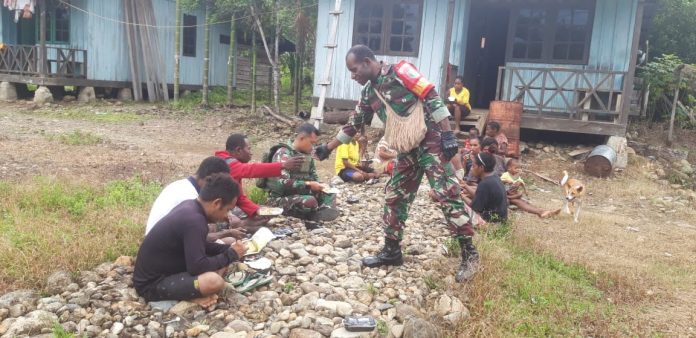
140, 272, 203, 302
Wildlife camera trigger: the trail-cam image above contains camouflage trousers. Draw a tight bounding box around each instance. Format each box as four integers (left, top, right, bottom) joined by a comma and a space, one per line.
384, 130, 474, 241
268, 192, 336, 220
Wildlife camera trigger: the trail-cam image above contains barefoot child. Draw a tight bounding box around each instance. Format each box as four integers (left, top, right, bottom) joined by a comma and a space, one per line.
503, 159, 560, 219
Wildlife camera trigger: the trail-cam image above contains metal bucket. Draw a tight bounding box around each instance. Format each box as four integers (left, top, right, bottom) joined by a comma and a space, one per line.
584, 145, 617, 177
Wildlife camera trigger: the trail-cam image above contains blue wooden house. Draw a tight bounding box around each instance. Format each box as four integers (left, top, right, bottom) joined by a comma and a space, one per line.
313, 0, 650, 136
0, 0, 270, 98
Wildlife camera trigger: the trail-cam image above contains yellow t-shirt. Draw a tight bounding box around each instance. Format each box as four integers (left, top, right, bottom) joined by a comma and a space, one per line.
448, 87, 472, 110
335, 141, 360, 174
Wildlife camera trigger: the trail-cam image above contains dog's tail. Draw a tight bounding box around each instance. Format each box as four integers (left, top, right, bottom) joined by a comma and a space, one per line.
560, 170, 569, 186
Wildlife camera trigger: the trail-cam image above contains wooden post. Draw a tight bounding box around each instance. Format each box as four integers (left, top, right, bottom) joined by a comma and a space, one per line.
227, 12, 237, 105
39, 0, 47, 77
440, 0, 455, 97
667, 71, 682, 146
174, 0, 181, 102
202, 0, 211, 107
619, 0, 644, 127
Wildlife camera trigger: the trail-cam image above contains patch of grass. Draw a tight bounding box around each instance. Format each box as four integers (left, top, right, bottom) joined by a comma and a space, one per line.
170, 86, 313, 114
52, 130, 104, 146
30, 108, 146, 123
0, 176, 161, 292
283, 282, 295, 293
424, 275, 441, 290
448, 236, 623, 337
442, 237, 460, 257
365, 283, 378, 296
376, 319, 388, 336
52, 322, 77, 338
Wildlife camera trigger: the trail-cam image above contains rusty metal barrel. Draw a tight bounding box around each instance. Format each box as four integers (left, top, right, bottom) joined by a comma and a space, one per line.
488, 100, 522, 158
584, 145, 617, 177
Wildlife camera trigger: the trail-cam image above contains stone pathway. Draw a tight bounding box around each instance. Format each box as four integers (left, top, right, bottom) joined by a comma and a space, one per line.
0, 183, 468, 338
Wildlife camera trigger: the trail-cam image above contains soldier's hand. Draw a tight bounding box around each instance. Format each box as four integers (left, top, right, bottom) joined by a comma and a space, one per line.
306, 181, 324, 192
282, 156, 304, 171
441, 131, 459, 161
314, 144, 332, 161
231, 240, 247, 258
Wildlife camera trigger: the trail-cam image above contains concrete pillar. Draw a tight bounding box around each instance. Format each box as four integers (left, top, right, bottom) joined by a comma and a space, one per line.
78, 87, 96, 103
0, 82, 18, 102
117, 88, 133, 101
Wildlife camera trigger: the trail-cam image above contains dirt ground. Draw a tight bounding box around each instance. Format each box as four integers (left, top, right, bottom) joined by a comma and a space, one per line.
1, 101, 695, 335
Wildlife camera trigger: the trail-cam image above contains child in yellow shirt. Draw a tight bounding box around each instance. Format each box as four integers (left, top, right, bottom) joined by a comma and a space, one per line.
446, 76, 472, 133
334, 135, 377, 183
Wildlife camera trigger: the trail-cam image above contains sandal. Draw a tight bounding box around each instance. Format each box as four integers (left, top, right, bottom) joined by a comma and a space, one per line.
235, 272, 273, 293
225, 270, 249, 287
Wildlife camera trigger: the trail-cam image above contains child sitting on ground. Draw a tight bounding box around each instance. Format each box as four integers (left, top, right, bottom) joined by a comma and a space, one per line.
335, 134, 378, 183
503, 158, 560, 219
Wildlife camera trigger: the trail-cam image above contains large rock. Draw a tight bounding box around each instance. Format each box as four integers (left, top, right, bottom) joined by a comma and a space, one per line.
289, 328, 324, 338
77, 87, 96, 103
395, 304, 422, 322
0, 82, 17, 101
435, 295, 451, 316
114, 255, 134, 267
0, 290, 38, 308
226, 319, 253, 333
315, 299, 353, 316
391, 324, 405, 338
1, 310, 57, 337
168, 301, 200, 316
117, 88, 133, 101
210, 333, 246, 338
33, 86, 53, 104
402, 318, 440, 338
45, 270, 73, 295
330, 327, 370, 338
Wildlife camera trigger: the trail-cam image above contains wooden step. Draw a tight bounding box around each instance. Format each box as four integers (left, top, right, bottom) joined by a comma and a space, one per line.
450, 108, 489, 132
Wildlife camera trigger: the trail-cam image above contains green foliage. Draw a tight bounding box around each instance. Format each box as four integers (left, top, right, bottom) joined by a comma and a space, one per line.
283, 282, 295, 293
423, 275, 441, 290
442, 237, 460, 257
54, 130, 103, 146
52, 322, 78, 338
376, 319, 388, 336
247, 186, 268, 205
640, 54, 696, 124
365, 283, 378, 296
649, 0, 696, 64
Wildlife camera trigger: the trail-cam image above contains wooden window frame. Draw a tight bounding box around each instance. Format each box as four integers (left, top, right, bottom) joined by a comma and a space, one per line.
182, 14, 197, 58
506, 0, 596, 65
352, 0, 423, 57
36, 0, 70, 45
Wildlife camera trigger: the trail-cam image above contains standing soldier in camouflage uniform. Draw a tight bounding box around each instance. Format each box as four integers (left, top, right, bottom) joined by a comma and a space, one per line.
315, 45, 478, 282
266, 123, 339, 230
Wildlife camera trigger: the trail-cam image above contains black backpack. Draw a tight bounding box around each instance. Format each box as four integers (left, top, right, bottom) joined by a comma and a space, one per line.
256, 143, 291, 189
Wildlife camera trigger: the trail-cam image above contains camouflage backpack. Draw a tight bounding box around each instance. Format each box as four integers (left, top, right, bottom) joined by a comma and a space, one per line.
256, 143, 291, 189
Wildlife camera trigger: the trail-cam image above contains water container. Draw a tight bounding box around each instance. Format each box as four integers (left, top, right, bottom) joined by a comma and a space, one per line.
584, 145, 617, 177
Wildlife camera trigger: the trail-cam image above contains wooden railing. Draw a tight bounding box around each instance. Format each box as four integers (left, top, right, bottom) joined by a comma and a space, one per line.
0, 44, 87, 79
496, 66, 627, 123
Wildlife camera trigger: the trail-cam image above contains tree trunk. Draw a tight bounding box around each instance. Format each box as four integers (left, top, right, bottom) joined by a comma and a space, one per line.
202, 1, 211, 107
272, 0, 281, 113
251, 28, 257, 114
250, 5, 279, 113
294, 0, 305, 115
227, 12, 236, 105
173, 0, 181, 102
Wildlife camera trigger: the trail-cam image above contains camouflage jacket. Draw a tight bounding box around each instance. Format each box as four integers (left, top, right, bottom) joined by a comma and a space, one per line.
266, 145, 318, 197
336, 62, 450, 144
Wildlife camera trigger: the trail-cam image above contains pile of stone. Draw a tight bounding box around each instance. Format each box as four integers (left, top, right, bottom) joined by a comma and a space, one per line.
0, 184, 469, 338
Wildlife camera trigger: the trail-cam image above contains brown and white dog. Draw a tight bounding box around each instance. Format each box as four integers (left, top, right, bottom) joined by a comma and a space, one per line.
560, 170, 585, 223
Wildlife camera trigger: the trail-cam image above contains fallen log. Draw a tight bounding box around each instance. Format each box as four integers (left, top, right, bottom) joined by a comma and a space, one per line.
524, 170, 558, 185
262, 105, 294, 126
323, 109, 354, 125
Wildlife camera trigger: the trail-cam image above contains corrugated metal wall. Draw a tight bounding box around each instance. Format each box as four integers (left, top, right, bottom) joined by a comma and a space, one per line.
12, 0, 233, 86
314, 0, 638, 105
312, 0, 460, 102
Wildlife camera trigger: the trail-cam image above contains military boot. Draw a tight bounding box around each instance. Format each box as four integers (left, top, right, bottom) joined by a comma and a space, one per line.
455, 236, 479, 282
362, 238, 403, 268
